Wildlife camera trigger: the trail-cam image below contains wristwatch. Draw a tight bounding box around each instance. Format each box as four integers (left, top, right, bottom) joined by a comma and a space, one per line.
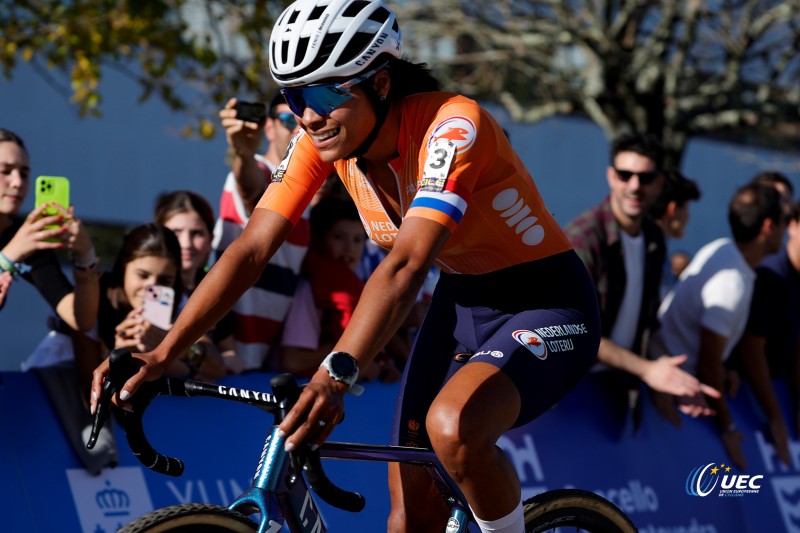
320, 352, 364, 396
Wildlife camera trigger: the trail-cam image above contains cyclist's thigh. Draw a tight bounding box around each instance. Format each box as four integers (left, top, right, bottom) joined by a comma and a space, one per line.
467, 303, 599, 428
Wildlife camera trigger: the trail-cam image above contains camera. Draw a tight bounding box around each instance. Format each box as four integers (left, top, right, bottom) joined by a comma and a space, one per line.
234, 101, 267, 124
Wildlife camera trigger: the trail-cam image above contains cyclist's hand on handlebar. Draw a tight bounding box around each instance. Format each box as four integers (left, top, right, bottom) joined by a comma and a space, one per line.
90, 350, 166, 414
278, 368, 349, 452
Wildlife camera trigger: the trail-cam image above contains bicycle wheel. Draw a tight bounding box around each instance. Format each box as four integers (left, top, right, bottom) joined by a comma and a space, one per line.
523, 489, 638, 533
119, 503, 258, 533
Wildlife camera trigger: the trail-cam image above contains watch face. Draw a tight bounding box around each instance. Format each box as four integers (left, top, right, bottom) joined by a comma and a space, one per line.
330, 353, 357, 377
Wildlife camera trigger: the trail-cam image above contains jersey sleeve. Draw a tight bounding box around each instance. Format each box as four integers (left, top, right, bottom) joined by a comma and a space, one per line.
255, 131, 334, 224
405, 103, 492, 233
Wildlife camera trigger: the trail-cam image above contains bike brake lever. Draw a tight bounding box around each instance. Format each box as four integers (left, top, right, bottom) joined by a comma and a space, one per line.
87, 349, 138, 450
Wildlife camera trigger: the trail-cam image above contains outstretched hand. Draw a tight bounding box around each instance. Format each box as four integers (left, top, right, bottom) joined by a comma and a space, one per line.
643, 354, 721, 398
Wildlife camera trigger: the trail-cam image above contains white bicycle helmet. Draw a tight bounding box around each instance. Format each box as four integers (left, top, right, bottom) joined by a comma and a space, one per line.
269, 0, 403, 87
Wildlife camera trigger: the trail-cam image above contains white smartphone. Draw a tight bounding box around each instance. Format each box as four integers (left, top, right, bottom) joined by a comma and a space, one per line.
142, 285, 175, 330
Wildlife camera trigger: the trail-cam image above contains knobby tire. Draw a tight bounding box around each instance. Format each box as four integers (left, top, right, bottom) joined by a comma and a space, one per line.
523, 489, 638, 533
118, 503, 257, 533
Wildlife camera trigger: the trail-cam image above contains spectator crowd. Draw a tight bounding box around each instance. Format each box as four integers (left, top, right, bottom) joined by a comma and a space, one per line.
1, 100, 797, 475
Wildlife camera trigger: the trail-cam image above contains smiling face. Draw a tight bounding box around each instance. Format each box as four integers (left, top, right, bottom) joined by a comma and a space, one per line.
296, 84, 377, 162
161, 210, 212, 282
122, 255, 178, 310
0, 141, 30, 218
606, 151, 663, 233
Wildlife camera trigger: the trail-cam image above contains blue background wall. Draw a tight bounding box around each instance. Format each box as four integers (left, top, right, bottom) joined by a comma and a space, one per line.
1, 370, 798, 532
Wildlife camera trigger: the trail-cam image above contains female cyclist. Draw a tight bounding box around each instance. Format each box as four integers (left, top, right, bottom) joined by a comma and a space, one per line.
91, 1, 601, 531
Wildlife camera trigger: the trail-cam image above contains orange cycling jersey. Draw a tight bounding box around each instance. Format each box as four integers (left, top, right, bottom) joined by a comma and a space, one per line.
256, 92, 571, 275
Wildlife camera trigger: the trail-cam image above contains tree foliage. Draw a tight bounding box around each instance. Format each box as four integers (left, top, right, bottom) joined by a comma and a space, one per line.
2, 0, 799, 164
0, 0, 290, 138
393, 0, 800, 165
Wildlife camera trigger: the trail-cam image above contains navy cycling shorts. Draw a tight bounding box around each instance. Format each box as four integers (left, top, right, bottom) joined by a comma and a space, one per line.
391, 250, 600, 448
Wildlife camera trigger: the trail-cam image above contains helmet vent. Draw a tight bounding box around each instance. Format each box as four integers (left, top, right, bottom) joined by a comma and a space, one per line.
287, 9, 300, 24
295, 37, 310, 67
289, 33, 342, 80
342, 1, 370, 18
281, 40, 290, 63
309, 5, 326, 20
369, 6, 390, 24
336, 32, 374, 67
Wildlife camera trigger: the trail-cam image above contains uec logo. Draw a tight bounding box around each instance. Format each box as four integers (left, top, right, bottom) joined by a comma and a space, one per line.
686, 463, 763, 497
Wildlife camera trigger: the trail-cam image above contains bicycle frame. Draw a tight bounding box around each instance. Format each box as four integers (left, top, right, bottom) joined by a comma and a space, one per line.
230, 429, 474, 533
88, 353, 474, 533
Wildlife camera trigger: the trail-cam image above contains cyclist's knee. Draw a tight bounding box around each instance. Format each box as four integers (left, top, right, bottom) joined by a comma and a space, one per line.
426, 403, 484, 472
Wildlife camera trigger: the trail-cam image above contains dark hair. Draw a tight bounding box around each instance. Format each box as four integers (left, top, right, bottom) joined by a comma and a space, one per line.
750, 170, 794, 197
728, 183, 782, 243
0, 128, 27, 154
384, 56, 440, 101
309, 196, 362, 242
268, 91, 288, 116
108, 223, 184, 297
650, 169, 702, 219
610, 133, 664, 170
154, 190, 215, 235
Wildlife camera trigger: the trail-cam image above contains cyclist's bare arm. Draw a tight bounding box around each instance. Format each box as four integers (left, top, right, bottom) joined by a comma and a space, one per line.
90, 208, 294, 412
279, 217, 450, 449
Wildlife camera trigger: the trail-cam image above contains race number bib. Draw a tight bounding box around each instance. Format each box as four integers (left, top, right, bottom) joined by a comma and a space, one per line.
420, 139, 456, 192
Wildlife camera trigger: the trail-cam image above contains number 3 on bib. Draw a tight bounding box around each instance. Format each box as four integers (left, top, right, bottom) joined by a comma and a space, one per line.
421, 140, 456, 192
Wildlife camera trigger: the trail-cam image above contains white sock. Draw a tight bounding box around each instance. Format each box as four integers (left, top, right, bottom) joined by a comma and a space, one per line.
470, 499, 524, 533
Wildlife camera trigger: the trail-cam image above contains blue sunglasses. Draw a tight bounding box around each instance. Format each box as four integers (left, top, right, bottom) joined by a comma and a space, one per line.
281, 64, 388, 116
271, 112, 298, 131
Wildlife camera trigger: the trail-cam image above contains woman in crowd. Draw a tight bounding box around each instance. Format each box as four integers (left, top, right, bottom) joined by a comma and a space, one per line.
0, 128, 99, 331
154, 190, 230, 377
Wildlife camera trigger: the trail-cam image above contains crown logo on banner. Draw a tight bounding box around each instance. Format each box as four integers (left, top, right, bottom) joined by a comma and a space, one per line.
95, 480, 131, 517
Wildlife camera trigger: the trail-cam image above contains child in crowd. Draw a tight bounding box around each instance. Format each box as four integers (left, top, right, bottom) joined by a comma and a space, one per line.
279, 196, 400, 381
74, 223, 219, 384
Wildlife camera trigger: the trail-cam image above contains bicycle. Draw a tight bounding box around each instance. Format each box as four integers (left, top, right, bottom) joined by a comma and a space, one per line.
88, 349, 639, 532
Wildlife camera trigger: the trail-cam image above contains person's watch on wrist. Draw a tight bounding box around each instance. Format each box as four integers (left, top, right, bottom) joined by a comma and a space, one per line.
320, 351, 364, 396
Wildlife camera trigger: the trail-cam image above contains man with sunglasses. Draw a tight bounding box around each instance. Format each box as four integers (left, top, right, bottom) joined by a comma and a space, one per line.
566, 133, 719, 420
212, 91, 306, 373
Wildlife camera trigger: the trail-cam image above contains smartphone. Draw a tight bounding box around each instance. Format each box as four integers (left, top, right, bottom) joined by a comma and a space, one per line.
142, 285, 175, 330
234, 101, 267, 124
34, 176, 70, 241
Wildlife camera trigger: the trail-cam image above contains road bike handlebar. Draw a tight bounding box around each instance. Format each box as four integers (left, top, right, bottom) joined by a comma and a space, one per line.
86, 349, 365, 512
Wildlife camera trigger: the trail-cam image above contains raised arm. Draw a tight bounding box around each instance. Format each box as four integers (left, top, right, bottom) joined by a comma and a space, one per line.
220, 98, 269, 214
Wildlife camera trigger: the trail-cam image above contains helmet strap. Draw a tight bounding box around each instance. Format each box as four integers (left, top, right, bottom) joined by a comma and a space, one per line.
345, 80, 390, 160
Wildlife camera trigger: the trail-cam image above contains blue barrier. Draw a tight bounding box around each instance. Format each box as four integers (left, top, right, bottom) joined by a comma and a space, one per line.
1, 370, 798, 532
